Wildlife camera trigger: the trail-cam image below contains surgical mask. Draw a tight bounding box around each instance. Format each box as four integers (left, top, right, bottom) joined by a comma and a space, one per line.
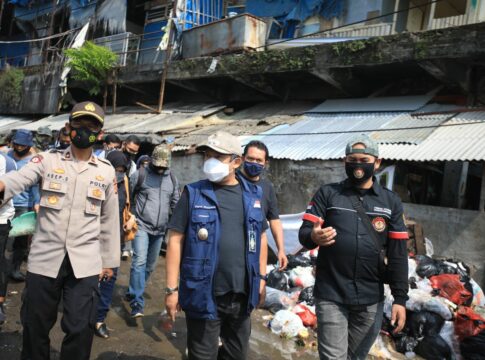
243, 161, 264, 177
70, 127, 99, 149
115, 171, 125, 184
345, 162, 375, 185
203, 158, 230, 183
14, 147, 30, 157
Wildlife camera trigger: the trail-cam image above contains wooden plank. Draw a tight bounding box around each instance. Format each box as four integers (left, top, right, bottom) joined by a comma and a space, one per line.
414, 224, 427, 255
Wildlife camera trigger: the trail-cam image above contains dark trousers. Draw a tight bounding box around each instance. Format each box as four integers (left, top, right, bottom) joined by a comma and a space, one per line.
96, 267, 118, 323
21, 256, 99, 360
0, 223, 11, 297
10, 206, 30, 273
186, 293, 251, 360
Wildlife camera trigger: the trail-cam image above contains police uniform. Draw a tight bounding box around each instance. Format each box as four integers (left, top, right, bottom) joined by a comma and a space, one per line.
0, 103, 120, 360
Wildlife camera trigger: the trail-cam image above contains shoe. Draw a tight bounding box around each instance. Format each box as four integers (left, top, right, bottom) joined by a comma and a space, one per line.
10, 269, 26, 282
0, 303, 6, 325
131, 304, 144, 318
121, 250, 130, 261
95, 322, 109, 339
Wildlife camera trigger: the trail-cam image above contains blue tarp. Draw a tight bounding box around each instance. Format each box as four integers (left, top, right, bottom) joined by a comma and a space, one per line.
246, 0, 344, 37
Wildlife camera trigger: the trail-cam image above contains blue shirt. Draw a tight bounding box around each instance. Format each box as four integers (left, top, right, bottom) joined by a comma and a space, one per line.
7, 150, 40, 208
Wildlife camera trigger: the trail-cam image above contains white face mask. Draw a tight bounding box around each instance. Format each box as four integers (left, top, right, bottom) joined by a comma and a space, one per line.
203, 157, 230, 183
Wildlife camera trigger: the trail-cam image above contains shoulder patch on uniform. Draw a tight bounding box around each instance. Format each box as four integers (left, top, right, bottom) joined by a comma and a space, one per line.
97, 157, 111, 166
30, 155, 43, 164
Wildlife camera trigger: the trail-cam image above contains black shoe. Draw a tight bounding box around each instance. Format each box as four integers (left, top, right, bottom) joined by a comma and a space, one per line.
124, 293, 134, 302
95, 322, 109, 339
0, 303, 6, 325
10, 270, 26, 282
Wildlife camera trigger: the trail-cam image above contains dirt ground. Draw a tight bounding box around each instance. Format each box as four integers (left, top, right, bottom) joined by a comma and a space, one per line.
0, 256, 319, 360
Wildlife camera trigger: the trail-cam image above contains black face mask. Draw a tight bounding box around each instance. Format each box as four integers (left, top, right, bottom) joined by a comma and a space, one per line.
14, 147, 30, 157
58, 142, 70, 150
124, 150, 137, 162
150, 163, 167, 175
345, 162, 375, 185
70, 127, 99, 149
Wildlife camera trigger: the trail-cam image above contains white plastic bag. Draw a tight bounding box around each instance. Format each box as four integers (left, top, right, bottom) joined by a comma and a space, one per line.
270, 310, 306, 338
264, 287, 299, 311
439, 321, 462, 360
408, 258, 418, 279
423, 296, 453, 320
289, 266, 315, 288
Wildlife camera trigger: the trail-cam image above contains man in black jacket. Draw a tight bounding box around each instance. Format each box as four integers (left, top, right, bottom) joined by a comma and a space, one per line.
299, 134, 408, 360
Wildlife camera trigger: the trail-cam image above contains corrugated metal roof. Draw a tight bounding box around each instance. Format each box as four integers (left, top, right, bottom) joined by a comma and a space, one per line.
380, 112, 485, 161
14, 104, 225, 134
307, 94, 435, 113
370, 113, 451, 144
0, 116, 35, 133
258, 113, 401, 160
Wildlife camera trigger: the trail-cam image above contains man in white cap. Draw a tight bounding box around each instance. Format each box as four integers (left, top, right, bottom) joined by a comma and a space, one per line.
165, 131, 268, 360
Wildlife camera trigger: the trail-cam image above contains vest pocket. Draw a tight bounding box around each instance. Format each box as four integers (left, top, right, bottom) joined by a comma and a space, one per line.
179, 257, 212, 313
191, 211, 216, 243
40, 181, 67, 210
249, 262, 260, 311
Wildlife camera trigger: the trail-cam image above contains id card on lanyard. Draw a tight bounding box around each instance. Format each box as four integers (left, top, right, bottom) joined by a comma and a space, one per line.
248, 224, 257, 253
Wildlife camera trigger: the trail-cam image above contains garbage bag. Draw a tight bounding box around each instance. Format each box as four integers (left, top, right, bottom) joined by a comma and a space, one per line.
414, 335, 452, 360
423, 296, 453, 321
293, 303, 317, 328
287, 254, 311, 269
406, 289, 433, 312
430, 274, 472, 306
460, 330, 485, 359
408, 310, 445, 338
470, 278, 485, 306
264, 287, 298, 313
408, 258, 418, 279
9, 211, 37, 238
289, 266, 315, 289
298, 286, 315, 306
270, 310, 306, 338
267, 270, 290, 292
454, 306, 485, 340
394, 335, 419, 354
439, 321, 461, 360
415, 255, 440, 278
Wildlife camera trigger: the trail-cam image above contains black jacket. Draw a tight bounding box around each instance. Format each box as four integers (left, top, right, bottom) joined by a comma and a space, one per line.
299, 179, 409, 306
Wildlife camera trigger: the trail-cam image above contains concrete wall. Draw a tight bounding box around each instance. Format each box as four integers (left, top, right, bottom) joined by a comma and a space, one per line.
403, 203, 485, 288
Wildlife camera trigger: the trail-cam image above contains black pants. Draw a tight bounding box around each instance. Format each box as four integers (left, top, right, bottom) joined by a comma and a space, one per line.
9, 206, 30, 273
21, 256, 99, 360
186, 293, 251, 360
0, 223, 11, 297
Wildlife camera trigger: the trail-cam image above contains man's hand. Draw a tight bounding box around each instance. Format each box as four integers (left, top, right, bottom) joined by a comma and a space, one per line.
258, 279, 266, 308
277, 250, 288, 271
310, 218, 336, 247
165, 292, 180, 322
99, 268, 114, 282
33, 204, 40, 213
391, 304, 406, 334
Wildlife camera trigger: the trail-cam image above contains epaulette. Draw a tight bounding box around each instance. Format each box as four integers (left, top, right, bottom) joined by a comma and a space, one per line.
97, 156, 111, 166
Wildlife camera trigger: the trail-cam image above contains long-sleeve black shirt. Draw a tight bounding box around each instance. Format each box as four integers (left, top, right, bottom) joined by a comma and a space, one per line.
299, 179, 409, 306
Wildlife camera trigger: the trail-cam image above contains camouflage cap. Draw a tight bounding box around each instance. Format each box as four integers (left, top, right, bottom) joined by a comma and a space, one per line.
345, 134, 379, 158
70, 101, 104, 126
152, 144, 171, 168
37, 126, 52, 137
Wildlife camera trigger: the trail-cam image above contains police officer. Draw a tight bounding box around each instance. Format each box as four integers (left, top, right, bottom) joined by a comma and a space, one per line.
0, 101, 120, 360
165, 131, 268, 360
299, 134, 408, 360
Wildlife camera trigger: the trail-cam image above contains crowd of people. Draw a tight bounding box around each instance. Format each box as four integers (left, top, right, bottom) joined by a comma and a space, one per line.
0, 101, 409, 360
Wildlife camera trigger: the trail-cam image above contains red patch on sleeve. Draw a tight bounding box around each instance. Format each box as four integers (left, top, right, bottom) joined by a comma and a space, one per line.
30, 155, 43, 164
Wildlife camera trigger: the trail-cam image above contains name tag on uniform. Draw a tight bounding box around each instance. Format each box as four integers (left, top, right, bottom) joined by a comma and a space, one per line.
248, 229, 256, 253
49, 182, 62, 191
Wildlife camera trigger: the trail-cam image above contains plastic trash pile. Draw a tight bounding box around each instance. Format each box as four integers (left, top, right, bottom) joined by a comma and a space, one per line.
262, 250, 318, 340
262, 246, 485, 359
378, 254, 485, 359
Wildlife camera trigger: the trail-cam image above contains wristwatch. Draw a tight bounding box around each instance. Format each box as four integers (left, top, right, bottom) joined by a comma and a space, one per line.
164, 286, 179, 295
260, 274, 269, 282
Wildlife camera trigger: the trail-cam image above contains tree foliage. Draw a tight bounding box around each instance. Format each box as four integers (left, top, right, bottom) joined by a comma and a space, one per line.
65, 41, 118, 96
0, 66, 25, 109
